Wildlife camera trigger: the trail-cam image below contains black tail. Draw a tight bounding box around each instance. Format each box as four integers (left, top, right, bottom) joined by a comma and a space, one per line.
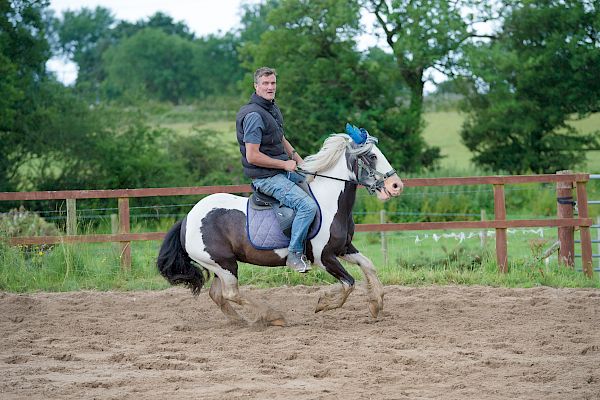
157, 220, 207, 295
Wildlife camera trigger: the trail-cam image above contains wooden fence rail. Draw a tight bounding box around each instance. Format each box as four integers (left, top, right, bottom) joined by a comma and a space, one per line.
0, 173, 594, 277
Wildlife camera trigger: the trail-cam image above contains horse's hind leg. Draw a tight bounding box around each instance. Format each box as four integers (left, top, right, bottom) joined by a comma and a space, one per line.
341, 251, 384, 318
202, 261, 286, 327
209, 275, 244, 324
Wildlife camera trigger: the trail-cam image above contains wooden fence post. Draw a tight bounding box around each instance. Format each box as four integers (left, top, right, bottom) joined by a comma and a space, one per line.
493, 184, 508, 273
575, 180, 594, 278
380, 209, 388, 267
118, 198, 131, 270
556, 170, 575, 267
66, 198, 77, 236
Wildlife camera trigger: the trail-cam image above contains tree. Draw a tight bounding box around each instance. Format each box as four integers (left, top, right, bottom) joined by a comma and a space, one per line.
54, 9, 197, 98
0, 1, 198, 195
102, 28, 200, 103
363, 0, 498, 123
241, 0, 440, 170
238, 0, 280, 44
0, 0, 51, 191
51, 6, 115, 97
460, 0, 600, 173
194, 33, 245, 97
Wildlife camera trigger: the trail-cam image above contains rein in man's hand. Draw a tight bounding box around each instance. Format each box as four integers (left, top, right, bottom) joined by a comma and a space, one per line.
283, 159, 297, 172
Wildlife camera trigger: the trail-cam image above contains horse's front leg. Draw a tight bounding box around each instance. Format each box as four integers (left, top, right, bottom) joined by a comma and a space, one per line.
341, 250, 384, 318
315, 255, 355, 313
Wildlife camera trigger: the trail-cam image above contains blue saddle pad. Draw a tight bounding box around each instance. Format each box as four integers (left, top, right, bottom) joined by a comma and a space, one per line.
246, 188, 322, 250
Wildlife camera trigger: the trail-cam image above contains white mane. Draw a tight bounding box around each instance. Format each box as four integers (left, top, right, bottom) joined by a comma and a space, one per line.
300, 133, 375, 174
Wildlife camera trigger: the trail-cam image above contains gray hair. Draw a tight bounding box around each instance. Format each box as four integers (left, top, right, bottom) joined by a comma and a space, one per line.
254, 67, 277, 84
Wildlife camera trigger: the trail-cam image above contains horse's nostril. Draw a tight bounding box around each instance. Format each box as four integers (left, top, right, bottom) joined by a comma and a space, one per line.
392, 183, 399, 189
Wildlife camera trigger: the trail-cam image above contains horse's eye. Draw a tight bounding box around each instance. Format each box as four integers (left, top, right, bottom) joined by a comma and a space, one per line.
369, 154, 377, 161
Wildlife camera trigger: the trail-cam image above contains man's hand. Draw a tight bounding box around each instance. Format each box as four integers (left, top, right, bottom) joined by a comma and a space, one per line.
246, 143, 297, 171
283, 159, 297, 172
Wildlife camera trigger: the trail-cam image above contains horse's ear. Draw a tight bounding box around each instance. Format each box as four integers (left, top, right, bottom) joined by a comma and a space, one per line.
345, 123, 367, 145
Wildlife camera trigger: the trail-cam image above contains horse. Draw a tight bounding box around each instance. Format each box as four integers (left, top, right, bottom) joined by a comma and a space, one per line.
157, 131, 403, 326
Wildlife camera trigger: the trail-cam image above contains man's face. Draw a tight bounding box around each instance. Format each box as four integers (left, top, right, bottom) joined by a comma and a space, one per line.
254, 74, 276, 101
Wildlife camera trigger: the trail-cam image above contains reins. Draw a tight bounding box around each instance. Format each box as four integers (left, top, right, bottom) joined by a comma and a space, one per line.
296, 168, 358, 185
295, 135, 396, 195
297, 162, 396, 195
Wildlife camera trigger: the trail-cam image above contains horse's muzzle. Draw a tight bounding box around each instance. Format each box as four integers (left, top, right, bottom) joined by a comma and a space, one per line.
379, 175, 403, 200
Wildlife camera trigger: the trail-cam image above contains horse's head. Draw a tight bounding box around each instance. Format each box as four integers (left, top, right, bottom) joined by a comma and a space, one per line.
345, 125, 403, 201
300, 128, 404, 200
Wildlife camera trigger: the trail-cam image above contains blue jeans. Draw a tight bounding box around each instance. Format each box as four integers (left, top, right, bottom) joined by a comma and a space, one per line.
252, 172, 318, 253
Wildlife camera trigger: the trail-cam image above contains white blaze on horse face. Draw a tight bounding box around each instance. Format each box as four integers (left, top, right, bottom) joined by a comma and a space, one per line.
372, 145, 403, 199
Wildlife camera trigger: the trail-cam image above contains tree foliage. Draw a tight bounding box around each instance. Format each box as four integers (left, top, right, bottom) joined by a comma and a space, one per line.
1, 0, 51, 191
0, 0, 231, 198
460, 0, 600, 173
102, 28, 199, 103
52, 6, 115, 91
241, 0, 441, 171
363, 0, 493, 116
53, 8, 243, 101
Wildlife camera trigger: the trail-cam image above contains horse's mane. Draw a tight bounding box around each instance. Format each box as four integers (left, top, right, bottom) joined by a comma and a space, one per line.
300, 133, 375, 174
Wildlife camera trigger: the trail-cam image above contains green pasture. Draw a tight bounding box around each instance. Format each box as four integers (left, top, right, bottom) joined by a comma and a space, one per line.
423, 111, 600, 172
153, 104, 600, 173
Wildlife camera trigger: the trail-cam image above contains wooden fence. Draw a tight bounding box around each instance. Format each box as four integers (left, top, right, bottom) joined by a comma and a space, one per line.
0, 173, 594, 277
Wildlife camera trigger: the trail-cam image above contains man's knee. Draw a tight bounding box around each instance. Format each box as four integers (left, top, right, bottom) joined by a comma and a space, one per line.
301, 196, 318, 215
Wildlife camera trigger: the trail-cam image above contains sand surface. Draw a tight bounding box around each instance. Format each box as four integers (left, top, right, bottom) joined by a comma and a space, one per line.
1, 284, 599, 399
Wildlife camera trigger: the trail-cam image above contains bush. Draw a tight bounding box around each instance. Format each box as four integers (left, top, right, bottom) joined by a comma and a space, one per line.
0, 207, 61, 252
0, 206, 60, 238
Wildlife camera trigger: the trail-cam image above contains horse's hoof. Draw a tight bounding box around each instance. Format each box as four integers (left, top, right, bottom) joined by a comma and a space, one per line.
368, 300, 383, 318
315, 298, 328, 313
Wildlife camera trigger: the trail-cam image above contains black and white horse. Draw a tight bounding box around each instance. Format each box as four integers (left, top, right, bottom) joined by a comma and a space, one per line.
157, 133, 403, 325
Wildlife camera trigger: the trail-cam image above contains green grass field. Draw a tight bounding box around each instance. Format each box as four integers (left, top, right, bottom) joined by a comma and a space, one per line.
423, 112, 600, 172
155, 104, 599, 173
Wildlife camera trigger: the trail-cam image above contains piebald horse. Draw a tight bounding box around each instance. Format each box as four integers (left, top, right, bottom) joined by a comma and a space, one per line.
157, 132, 403, 325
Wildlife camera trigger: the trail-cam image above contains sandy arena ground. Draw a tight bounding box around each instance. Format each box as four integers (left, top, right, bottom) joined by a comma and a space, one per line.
1, 284, 599, 399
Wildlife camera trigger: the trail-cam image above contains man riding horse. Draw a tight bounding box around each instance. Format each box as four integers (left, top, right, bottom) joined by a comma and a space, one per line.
157, 67, 404, 325
236, 67, 317, 273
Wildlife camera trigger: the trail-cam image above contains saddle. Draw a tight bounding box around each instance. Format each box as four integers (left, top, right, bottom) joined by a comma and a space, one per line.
246, 180, 321, 250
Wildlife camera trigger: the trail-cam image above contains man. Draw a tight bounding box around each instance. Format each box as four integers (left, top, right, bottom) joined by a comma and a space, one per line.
235, 67, 317, 273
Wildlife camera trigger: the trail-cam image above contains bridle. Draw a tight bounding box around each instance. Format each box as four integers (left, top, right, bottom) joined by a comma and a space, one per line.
297, 143, 396, 196
355, 157, 397, 195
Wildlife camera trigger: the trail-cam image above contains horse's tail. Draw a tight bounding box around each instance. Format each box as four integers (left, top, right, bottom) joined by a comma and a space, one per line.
157, 219, 207, 296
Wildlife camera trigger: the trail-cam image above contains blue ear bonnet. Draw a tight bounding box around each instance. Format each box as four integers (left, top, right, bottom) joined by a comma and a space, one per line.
345, 123, 375, 145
